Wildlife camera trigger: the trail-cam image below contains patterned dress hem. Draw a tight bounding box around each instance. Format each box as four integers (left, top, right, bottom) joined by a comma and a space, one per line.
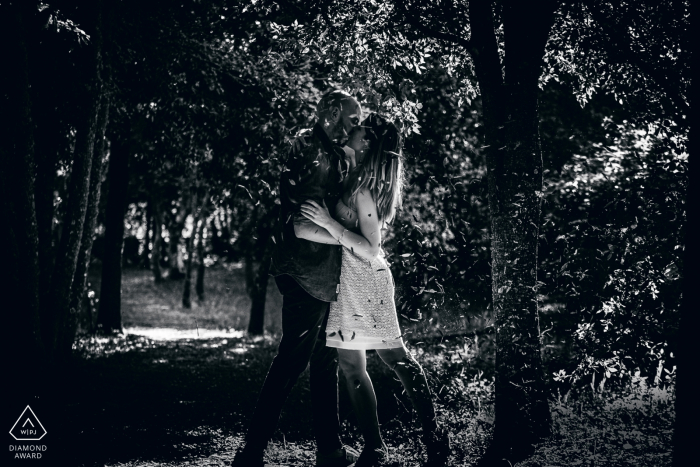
325, 336, 404, 350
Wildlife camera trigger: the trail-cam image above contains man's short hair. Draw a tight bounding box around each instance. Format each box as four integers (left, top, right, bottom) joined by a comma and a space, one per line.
316, 89, 355, 119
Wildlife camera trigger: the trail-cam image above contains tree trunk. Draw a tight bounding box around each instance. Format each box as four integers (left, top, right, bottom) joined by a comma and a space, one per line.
2, 1, 43, 372
244, 243, 255, 298
244, 204, 259, 297
247, 207, 276, 336
151, 195, 164, 283
168, 201, 187, 280
70, 92, 110, 337
195, 213, 207, 302
97, 136, 130, 334
47, 0, 106, 359
182, 190, 198, 309
142, 200, 151, 268
470, 1, 556, 464
673, 128, 693, 466
247, 236, 273, 336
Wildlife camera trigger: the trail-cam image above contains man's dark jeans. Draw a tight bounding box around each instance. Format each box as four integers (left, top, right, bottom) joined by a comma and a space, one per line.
242, 274, 342, 456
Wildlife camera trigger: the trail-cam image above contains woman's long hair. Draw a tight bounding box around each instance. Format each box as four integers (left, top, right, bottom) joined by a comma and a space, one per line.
346, 114, 405, 224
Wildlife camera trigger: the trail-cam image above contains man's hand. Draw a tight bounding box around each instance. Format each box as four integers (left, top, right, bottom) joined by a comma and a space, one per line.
300, 199, 333, 229
293, 213, 338, 245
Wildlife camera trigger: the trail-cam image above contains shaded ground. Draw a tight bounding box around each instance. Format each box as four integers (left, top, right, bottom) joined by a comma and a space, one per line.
54, 266, 494, 466
26, 266, 673, 467
45, 332, 490, 467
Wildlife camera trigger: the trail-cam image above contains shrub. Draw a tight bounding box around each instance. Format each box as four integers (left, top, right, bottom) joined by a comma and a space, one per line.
540, 119, 686, 390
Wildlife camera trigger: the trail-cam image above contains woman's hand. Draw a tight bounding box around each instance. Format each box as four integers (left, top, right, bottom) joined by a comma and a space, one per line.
300, 199, 333, 229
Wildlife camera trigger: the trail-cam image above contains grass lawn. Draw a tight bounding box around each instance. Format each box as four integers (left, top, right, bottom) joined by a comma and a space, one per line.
55, 265, 674, 466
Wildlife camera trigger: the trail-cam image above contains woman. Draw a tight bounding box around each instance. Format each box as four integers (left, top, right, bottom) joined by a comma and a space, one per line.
300, 114, 450, 467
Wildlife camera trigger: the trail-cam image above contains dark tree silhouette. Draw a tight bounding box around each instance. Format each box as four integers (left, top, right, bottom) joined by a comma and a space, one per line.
673, 127, 693, 466
182, 189, 199, 309
151, 195, 164, 283
195, 212, 207, 302
97, 136, 130, 333
464, 3, 557, 461
141, 201, 152, 268
70, 92, 111, 336
247, 233, 275, 336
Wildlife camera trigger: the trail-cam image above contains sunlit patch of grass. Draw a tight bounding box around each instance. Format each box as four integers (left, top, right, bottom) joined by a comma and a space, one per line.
72, 331, 279, 361
86, 265, 283, 334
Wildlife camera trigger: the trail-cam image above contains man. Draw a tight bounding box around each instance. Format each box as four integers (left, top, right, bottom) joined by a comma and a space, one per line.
232, 90, 362, 467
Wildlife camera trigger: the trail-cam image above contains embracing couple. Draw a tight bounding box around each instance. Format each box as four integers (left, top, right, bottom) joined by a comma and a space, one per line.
232, 90, 450, 467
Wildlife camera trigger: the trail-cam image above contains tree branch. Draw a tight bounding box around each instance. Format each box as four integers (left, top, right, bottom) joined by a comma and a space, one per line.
583, 0, 689, 116
395, 2, 474, 54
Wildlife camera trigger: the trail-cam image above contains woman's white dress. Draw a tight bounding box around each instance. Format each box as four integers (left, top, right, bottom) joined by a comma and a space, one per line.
325, 199, 403, 350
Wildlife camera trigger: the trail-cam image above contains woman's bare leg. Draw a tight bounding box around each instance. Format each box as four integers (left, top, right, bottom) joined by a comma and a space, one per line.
376, 345, 449, 465
337, 348, 384, 451
376, 346, 438, 433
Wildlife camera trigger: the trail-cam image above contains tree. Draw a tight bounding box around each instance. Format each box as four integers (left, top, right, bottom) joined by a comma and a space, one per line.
182, 187, 209, 308
151, 195, 165, 283
243, 204, 277, 336
70, 92, 111, 338
96, 132, 130, 333
195, 208, 209, 303
672, 126, 692, 467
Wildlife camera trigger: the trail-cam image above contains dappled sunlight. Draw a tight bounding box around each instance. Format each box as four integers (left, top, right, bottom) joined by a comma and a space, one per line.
72, 328, 276, 360
125, 327, 245, 341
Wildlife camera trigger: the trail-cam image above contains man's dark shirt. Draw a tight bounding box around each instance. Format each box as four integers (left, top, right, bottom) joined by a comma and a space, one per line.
270, 123, 347, 302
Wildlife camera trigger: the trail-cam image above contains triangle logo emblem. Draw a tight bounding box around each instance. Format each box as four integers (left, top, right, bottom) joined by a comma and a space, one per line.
9, 406, 47, 441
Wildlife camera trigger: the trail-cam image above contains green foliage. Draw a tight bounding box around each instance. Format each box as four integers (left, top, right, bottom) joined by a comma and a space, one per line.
103, 0, 332, 266
540, 119, 686, 389
251, 0, 464, 136
543, 1, 689, 151
381, 61, 492, 323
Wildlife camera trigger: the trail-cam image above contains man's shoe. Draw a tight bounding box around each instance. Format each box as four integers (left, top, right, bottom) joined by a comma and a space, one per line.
315, 445, 360, 467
